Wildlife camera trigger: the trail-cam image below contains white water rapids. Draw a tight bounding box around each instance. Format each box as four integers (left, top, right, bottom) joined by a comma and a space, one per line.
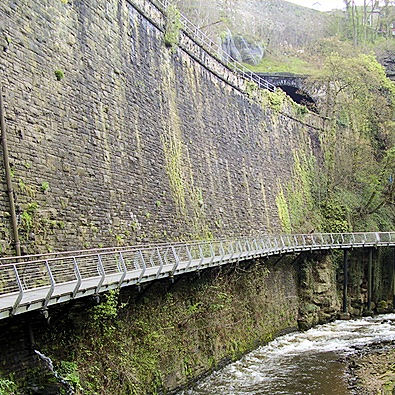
182, 314, 395, 395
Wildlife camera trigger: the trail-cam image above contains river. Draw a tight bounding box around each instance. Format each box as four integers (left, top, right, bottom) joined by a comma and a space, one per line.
181, 314, 395, 395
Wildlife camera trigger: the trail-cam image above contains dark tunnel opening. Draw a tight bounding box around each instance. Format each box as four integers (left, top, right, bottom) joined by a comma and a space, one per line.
278, 85, 318, 113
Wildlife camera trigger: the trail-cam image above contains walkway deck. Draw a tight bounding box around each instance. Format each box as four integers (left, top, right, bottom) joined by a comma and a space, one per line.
0, 232, 394, 320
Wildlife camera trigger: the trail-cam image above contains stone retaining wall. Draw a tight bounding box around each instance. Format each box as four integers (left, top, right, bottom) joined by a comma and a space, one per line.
0, 0, 323, 255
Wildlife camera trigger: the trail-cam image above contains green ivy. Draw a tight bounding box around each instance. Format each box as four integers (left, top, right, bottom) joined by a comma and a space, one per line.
275, 183, 291, 233
0, 377, 17, 395
164, 5, 182, 53
54, 70, 64, 81
90, 290, 121, 336
321, 199, 351, 233
57, 361, 81, 391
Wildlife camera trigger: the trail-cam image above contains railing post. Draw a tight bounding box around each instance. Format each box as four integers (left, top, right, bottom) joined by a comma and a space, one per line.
237, 241, 243, 260
43, 260, 55, 309
11, 265, 23, 315
118, 252, 127, 287
155, 248, 165, 279
253, 239, 258, 253
208, 243, 215, 266
311, 235, 316, 246
185, 245, 193, 270
138, 250, 147, 283
274, 236, 279, 251
228, 241, 235, 261
72, 257, 82, 298
219, 241, 225, 263
171, 246, 180, 275
197, 244, 205, 270
280, 235, 285, 250
96, 254, 106, 293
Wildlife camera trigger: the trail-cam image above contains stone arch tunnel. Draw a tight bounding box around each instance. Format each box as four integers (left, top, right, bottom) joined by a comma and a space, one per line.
258, 73, 318, 112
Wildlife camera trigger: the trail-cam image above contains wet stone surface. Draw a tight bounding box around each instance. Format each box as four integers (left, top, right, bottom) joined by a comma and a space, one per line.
345, 340, 395, 395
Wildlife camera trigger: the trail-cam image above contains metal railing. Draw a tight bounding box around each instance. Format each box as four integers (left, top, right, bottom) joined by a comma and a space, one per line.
152, 0, 276, 91
0, 232, 393, 320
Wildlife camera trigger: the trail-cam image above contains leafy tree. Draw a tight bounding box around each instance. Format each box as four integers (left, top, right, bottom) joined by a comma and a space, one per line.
310, 52, 395, 231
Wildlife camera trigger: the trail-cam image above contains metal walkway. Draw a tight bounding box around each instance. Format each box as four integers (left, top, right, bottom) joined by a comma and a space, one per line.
0, 232, 394, 320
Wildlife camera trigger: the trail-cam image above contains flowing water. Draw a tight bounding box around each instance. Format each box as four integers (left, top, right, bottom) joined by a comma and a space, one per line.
34, 350, 74, 395
182, 314, 395, 395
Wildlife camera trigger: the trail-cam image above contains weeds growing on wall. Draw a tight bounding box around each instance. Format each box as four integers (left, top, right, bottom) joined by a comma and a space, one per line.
164, 5, 182, 53
275, 150, 322, 233
34, 260, 295, 395
161, 127, 186, 215
0, 377, 17, 395
275, 183, 292, 233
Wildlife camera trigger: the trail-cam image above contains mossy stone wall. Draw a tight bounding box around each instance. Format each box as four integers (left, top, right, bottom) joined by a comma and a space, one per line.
0, 0, 322, 255
0, 256, 299, 394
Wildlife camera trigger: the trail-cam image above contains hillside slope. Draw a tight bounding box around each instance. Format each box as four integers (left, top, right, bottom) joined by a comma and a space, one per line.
174, 0, 334, 52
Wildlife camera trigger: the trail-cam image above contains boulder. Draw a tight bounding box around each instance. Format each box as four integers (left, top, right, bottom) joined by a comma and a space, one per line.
221, 33, 264, 66
221, 33, 242, 63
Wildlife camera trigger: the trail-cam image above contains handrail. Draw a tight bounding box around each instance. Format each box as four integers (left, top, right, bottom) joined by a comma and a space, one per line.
151, 0, 277, 92
0, 232, 393, 320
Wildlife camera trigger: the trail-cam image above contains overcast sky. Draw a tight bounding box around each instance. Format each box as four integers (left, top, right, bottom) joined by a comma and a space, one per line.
285, 0, 365, 12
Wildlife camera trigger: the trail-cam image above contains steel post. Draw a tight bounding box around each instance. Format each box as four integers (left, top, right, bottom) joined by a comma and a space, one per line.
0, 84, 21, 257
343, 249, 349, 313
368, 248, 373, 312
393, 247, 395, 310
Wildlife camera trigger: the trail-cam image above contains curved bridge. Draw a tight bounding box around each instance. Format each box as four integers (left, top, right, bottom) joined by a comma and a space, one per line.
0, 232, 394, 320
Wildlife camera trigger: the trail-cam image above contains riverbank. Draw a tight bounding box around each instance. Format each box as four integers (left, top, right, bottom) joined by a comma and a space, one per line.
347, 340, 395, 395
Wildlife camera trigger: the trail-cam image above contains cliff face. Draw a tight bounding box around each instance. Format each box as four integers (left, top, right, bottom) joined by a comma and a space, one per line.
174, 0, 333, 51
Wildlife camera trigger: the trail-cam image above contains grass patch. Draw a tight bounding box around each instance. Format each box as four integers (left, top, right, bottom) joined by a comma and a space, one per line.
244, 55, 320, 75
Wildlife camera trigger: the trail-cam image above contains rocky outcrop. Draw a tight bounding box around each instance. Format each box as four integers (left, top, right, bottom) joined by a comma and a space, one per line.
298, 254, 341, 330
221, 32, 264, 65
377, 49, 395, 81
346, 341, 395, 395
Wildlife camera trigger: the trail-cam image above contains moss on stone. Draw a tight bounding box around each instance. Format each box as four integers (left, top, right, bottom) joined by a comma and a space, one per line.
164, 5, 182, 53
275, 182, 292, 233
29, 258, 298, 394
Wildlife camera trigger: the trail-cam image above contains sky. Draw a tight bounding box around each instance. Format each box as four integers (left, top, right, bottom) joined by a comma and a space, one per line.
285, 0, 365, 12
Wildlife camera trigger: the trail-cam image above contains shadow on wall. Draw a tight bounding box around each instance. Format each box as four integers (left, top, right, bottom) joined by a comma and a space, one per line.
278, 85, 318, 113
